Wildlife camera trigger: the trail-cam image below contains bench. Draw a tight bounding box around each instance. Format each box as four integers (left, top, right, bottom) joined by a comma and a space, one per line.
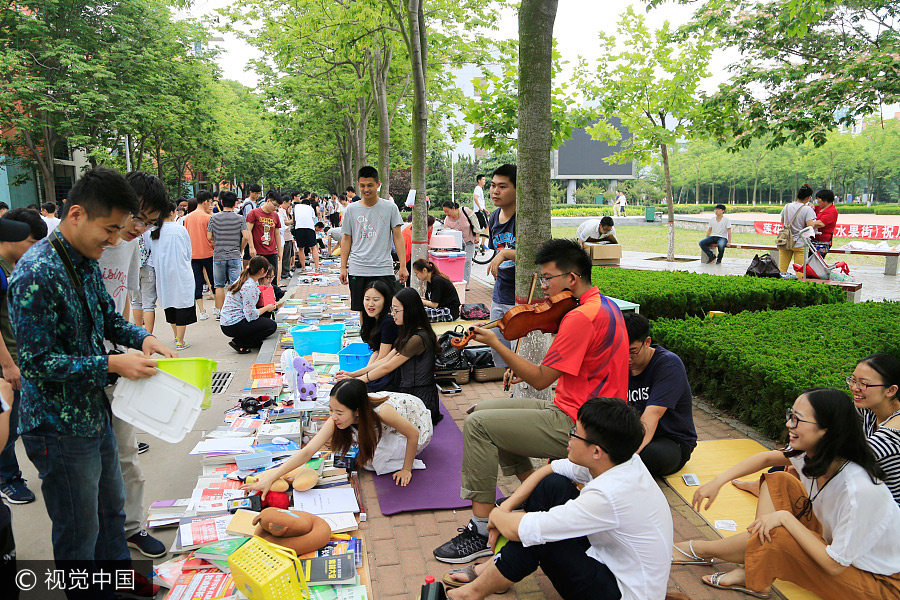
701, 242, 899, 276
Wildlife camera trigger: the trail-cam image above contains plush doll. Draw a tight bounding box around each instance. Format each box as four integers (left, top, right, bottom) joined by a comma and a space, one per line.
292, 356, 318, 401
260, 491, 290, 509
252, 508, 331, 555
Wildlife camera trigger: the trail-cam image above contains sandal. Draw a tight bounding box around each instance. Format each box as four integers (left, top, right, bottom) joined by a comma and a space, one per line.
441, 564, 510, 593
228, 341, 251, 355
672, 540, 716, 565
702, 572, 770, 598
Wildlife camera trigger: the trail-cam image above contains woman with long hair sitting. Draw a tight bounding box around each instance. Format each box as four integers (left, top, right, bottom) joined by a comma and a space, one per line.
672, 388, 900, 599
336, 288, 442, 425
413, 258, 460, 322
219, 256, 277, 354
359, 279, 400, 391
242, 379, 433, 489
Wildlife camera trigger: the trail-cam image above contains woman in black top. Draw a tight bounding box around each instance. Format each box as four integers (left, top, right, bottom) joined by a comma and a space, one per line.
357, 279, 398, 392
336, 288, 442, 425
412, 258, 460, 321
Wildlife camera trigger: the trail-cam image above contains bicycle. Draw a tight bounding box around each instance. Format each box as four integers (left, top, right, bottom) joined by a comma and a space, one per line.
472, 233, 496, 265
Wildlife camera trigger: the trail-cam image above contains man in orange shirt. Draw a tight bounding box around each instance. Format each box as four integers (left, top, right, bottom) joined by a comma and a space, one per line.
434, 239, 630, 564
183, 191, 215, 320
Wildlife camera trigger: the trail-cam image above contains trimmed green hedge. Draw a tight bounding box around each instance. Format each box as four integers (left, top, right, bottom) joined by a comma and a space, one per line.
592, 269, 846, 321
652, 302, 900, 438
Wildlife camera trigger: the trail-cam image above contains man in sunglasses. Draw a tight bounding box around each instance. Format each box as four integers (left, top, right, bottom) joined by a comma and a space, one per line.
444, 398, 672, 600
435, 239, 630, 564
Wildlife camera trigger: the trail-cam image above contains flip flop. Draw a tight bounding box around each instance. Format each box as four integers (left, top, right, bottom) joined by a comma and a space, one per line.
702, 572, 770, 598
672, 540, 716, 565
442, 564, 479, 589
441, 564, 510, 593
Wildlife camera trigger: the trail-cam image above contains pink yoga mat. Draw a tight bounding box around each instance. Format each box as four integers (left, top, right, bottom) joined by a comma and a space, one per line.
371, 400, 499, 515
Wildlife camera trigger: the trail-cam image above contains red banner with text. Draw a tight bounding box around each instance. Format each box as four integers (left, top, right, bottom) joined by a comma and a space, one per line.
754, 221, 900, 240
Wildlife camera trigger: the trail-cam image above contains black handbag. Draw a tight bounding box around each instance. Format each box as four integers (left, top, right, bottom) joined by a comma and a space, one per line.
745, 254, 781, 278
435, 326, 470, 370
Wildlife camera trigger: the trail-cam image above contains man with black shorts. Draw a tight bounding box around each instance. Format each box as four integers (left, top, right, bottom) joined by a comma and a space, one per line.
292, 196, 318, 272
339, 166, 406, 312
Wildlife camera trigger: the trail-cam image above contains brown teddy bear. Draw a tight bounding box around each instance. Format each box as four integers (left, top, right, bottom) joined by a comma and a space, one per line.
252, 507, 331, 555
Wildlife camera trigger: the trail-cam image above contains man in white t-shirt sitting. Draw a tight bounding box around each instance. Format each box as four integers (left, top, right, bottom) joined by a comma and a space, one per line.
698, 203, 732, 264
444, 397, 672, 600
576, 216, 618, 248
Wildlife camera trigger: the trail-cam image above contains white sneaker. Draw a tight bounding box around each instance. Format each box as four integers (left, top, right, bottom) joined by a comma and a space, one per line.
199, 311, 209, 321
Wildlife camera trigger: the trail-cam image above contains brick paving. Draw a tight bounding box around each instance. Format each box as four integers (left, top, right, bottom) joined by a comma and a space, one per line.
289, 271, 775, 600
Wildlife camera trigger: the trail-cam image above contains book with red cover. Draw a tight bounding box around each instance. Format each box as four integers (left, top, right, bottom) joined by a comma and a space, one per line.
164, 571, 235, 600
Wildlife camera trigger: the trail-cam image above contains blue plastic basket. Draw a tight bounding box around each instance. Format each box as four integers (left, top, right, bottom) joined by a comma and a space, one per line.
290, 323, 345, 356
338, 342, 373, 372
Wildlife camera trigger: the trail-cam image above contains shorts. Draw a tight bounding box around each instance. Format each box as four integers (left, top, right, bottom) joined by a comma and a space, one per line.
261, 253, 279, 274
129, 265, 157, 312
213, 259, 242, 288
293, 228, 316, 250
348, 275, 398, 312
164, 306, 197, 326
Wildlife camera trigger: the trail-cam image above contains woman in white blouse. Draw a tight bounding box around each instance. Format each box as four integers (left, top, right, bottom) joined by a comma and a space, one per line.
673, 387, 900, 600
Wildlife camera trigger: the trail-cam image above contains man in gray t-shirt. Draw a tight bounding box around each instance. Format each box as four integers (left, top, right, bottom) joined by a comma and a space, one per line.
207, 191, 250, 312
340, 166, 406, 311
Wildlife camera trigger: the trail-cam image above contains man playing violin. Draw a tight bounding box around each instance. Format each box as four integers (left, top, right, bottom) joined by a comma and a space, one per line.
433, 238, 630, 564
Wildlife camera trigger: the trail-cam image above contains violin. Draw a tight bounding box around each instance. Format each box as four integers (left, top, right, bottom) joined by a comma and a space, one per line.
450, 291, 578, 349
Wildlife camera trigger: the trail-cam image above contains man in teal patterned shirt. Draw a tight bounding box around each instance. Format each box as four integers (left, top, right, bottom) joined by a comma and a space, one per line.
8, 167, 172, 594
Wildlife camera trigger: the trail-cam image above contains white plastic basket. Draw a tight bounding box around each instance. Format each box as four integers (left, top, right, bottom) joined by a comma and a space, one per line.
111, 370, 203, 442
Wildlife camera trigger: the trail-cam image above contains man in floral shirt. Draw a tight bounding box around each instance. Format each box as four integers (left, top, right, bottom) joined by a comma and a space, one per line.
9, 167, 172, 592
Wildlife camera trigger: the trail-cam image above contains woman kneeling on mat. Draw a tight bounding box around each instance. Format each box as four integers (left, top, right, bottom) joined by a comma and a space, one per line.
219, 256, 277, 354
673, 387, 900, 599
242, 379, 433, 488
336, 288, 441, 425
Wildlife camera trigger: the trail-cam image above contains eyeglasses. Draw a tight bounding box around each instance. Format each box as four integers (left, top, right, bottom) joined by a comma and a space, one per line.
538, 272, 571, 286
568, 426, 608, 453
629, 341, 646, 356
390, 307, 403, 314
785, 408, 818, 428
131, 217, 150, 230
846, 376, 886, 391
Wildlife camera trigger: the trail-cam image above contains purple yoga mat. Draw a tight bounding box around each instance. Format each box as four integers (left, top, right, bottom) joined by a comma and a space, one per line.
372, 400, 486, 515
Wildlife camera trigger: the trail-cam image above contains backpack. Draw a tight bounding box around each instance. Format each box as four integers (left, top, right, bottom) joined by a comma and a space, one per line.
463, 206, 482, 236
460, 303, 490, 320
775, 207, 802, 250
239, 199, 255, 219
435, 326, 469, 371
745, 254, 781, 278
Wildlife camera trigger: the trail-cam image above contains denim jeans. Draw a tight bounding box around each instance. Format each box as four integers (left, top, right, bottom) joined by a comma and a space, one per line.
21, 417, 129, 563
0, 390, 21, 483
213, 258, 242, 288
699, 235, 727, 261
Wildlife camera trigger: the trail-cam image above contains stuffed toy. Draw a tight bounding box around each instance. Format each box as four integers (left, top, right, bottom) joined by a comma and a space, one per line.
252, 508, 331, 555
260, 490, 290, 509
292, 356, 317, 401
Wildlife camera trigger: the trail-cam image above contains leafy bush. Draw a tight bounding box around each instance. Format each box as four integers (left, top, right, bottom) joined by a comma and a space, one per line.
652, 302, 900, 438
875, 206, 900, 215
591, 268, 846, 321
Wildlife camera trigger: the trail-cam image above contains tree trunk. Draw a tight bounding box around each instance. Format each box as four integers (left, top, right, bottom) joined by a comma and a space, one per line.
660, 143, 676, 261
514, 0, 558, 401
407, 0, 428, 293
369, 47, 393, 199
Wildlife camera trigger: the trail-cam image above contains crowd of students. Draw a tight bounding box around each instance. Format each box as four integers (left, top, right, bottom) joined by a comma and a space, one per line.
0, 161, 898, 600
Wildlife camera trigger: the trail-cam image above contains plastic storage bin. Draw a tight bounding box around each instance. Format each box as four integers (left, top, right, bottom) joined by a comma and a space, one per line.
290, 323, 345, 356
429, 234, 459, 251
111, 370, 204, 443
428, 251, 466, 282
228, 537, 310, 600
338, 342, 373, 372
156, 358, 217, 409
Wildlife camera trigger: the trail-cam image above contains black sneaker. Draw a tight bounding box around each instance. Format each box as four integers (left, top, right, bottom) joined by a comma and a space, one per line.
126, 530, 167, 558
433, 520, 491, 564
137, 442, 149, 454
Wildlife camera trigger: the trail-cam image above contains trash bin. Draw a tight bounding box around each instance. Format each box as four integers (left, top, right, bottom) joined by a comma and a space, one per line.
645, 206, 656, 221
594, 194, 604, 205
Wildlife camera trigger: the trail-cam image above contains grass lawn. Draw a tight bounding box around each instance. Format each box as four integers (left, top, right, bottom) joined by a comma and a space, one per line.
551, 225, 888, 268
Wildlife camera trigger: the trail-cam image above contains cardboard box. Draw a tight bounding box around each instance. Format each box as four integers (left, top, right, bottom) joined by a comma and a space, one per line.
584, 242, 623, 260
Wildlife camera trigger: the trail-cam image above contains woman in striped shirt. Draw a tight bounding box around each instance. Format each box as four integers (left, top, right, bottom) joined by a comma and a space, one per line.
849, 353, 900, 504
733, 353, 900, 506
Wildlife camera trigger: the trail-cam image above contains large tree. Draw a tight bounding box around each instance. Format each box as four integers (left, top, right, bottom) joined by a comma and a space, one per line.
580, 6, 713, 261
